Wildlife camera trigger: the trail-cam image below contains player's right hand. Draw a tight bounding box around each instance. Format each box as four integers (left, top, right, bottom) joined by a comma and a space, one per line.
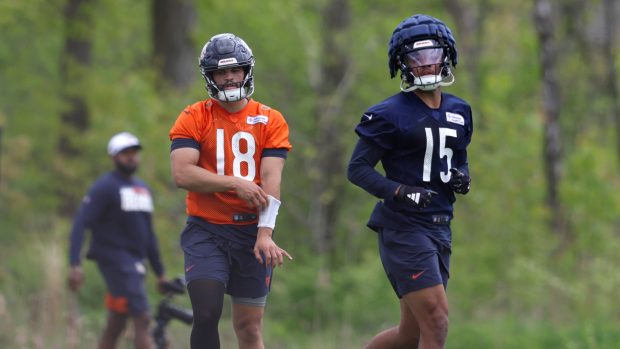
233, 178, 268, 208
394, 185, 437, 208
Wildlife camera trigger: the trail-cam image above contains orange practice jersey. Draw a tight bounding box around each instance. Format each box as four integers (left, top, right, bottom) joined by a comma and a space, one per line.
169, 98, 292, 225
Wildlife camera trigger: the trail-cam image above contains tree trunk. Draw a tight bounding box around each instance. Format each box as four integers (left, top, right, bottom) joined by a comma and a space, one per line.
58, 0, 95, 216
152, 0, 196, 90
443, 0, 490, 129
308, 0, 352, 256
602, 0, 620, 164
59, 0, 94, 157
533, 0, 569, 251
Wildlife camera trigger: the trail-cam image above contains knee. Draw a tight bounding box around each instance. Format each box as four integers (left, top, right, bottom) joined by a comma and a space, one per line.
193, 307, 221, 328
233, 317, 262, 343
398, 331, 420, 348
132, 313, 151, 331
428, 309, 449, 339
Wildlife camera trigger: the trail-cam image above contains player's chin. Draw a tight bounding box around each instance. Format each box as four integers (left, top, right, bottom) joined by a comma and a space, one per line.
221, 84, 240, 90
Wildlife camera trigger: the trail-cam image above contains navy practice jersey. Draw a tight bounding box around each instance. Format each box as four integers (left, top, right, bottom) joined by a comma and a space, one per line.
350, 91, 473, 232
68, 171, 164, 276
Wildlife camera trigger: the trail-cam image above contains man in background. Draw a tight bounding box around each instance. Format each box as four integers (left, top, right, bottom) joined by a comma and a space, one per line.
68, 131, 167, 349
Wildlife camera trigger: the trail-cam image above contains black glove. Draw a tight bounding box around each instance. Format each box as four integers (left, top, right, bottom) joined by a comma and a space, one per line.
394, 185, 438, 208
449, 168, 471, 194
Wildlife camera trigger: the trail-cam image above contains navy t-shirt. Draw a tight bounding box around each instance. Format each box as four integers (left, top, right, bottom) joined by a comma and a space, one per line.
68, 171, 164, 276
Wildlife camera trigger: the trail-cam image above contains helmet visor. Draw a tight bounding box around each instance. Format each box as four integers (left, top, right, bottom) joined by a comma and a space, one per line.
404, 47, 444, 68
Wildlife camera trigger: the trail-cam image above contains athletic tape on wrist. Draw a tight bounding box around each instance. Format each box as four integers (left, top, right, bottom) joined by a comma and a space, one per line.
258, 195, 281, 229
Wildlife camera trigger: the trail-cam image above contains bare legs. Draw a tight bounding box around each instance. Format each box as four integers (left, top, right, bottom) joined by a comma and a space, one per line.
232, 303, 265, 349
364, 284, 448, 349
98, 311, 153, 349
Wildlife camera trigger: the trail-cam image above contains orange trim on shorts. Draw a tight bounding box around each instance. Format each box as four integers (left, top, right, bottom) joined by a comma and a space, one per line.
105, 292, 128, 313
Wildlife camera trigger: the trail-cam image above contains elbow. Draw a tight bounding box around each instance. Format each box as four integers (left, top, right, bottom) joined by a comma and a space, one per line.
172, 176, 185, 189
173, 177, 190, 190
346, 165, 354, 183
171, 168, 190, 190
347, 162, 361, 185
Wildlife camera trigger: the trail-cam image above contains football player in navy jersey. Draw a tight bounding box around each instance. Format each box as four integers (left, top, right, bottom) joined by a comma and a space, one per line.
68, 132, 167, 349
347, 14, 472, 349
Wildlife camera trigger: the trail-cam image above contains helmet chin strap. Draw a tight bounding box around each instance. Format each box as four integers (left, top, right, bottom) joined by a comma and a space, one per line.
216, 87, 246, 102
400, 72, 455, 92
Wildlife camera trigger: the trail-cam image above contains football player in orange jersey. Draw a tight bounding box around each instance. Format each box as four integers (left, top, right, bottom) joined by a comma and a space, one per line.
169, 33, 292, 349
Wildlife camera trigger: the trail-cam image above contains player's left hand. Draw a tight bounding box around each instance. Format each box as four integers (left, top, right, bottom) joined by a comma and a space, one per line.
67, 265, 84, 292
449, 168, 471, 194
254, 228, 293, 268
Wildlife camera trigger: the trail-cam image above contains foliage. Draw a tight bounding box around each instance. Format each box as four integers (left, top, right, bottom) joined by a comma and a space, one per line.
1, 0, 620, 347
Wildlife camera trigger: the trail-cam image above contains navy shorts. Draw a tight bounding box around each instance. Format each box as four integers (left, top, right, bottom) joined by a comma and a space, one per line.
96, 259, 149, 315
180, 221, 272, 299
378, 227, 451, 298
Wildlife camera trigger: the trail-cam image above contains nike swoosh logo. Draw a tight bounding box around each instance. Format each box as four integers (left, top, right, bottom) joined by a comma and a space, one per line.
185, 264, 195, 273
411, 270, 425, 280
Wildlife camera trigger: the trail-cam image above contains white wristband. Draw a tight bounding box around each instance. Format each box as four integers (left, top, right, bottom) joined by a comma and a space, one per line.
258, 195, 281, 229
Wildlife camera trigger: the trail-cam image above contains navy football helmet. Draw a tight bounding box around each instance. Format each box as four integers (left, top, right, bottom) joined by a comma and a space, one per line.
199, 33, 255, 102
388, 14, 458, 92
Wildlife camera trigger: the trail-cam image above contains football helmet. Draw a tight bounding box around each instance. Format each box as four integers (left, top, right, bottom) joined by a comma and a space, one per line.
388, 14, 457, 92
199, 33, 255, 102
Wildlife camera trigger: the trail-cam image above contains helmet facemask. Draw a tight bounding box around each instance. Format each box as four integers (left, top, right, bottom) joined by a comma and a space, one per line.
398, 39, 454, 92
202, 64, 255, 102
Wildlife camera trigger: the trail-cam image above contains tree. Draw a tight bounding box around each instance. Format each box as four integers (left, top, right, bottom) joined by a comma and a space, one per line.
152, 0, 196, 91
307, 0, 354, 257
58, 0, 96, 215
601, 0, 620, 164
59, 0, 94, 157
533, 0, 568, 251
443, 0, 490, 129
